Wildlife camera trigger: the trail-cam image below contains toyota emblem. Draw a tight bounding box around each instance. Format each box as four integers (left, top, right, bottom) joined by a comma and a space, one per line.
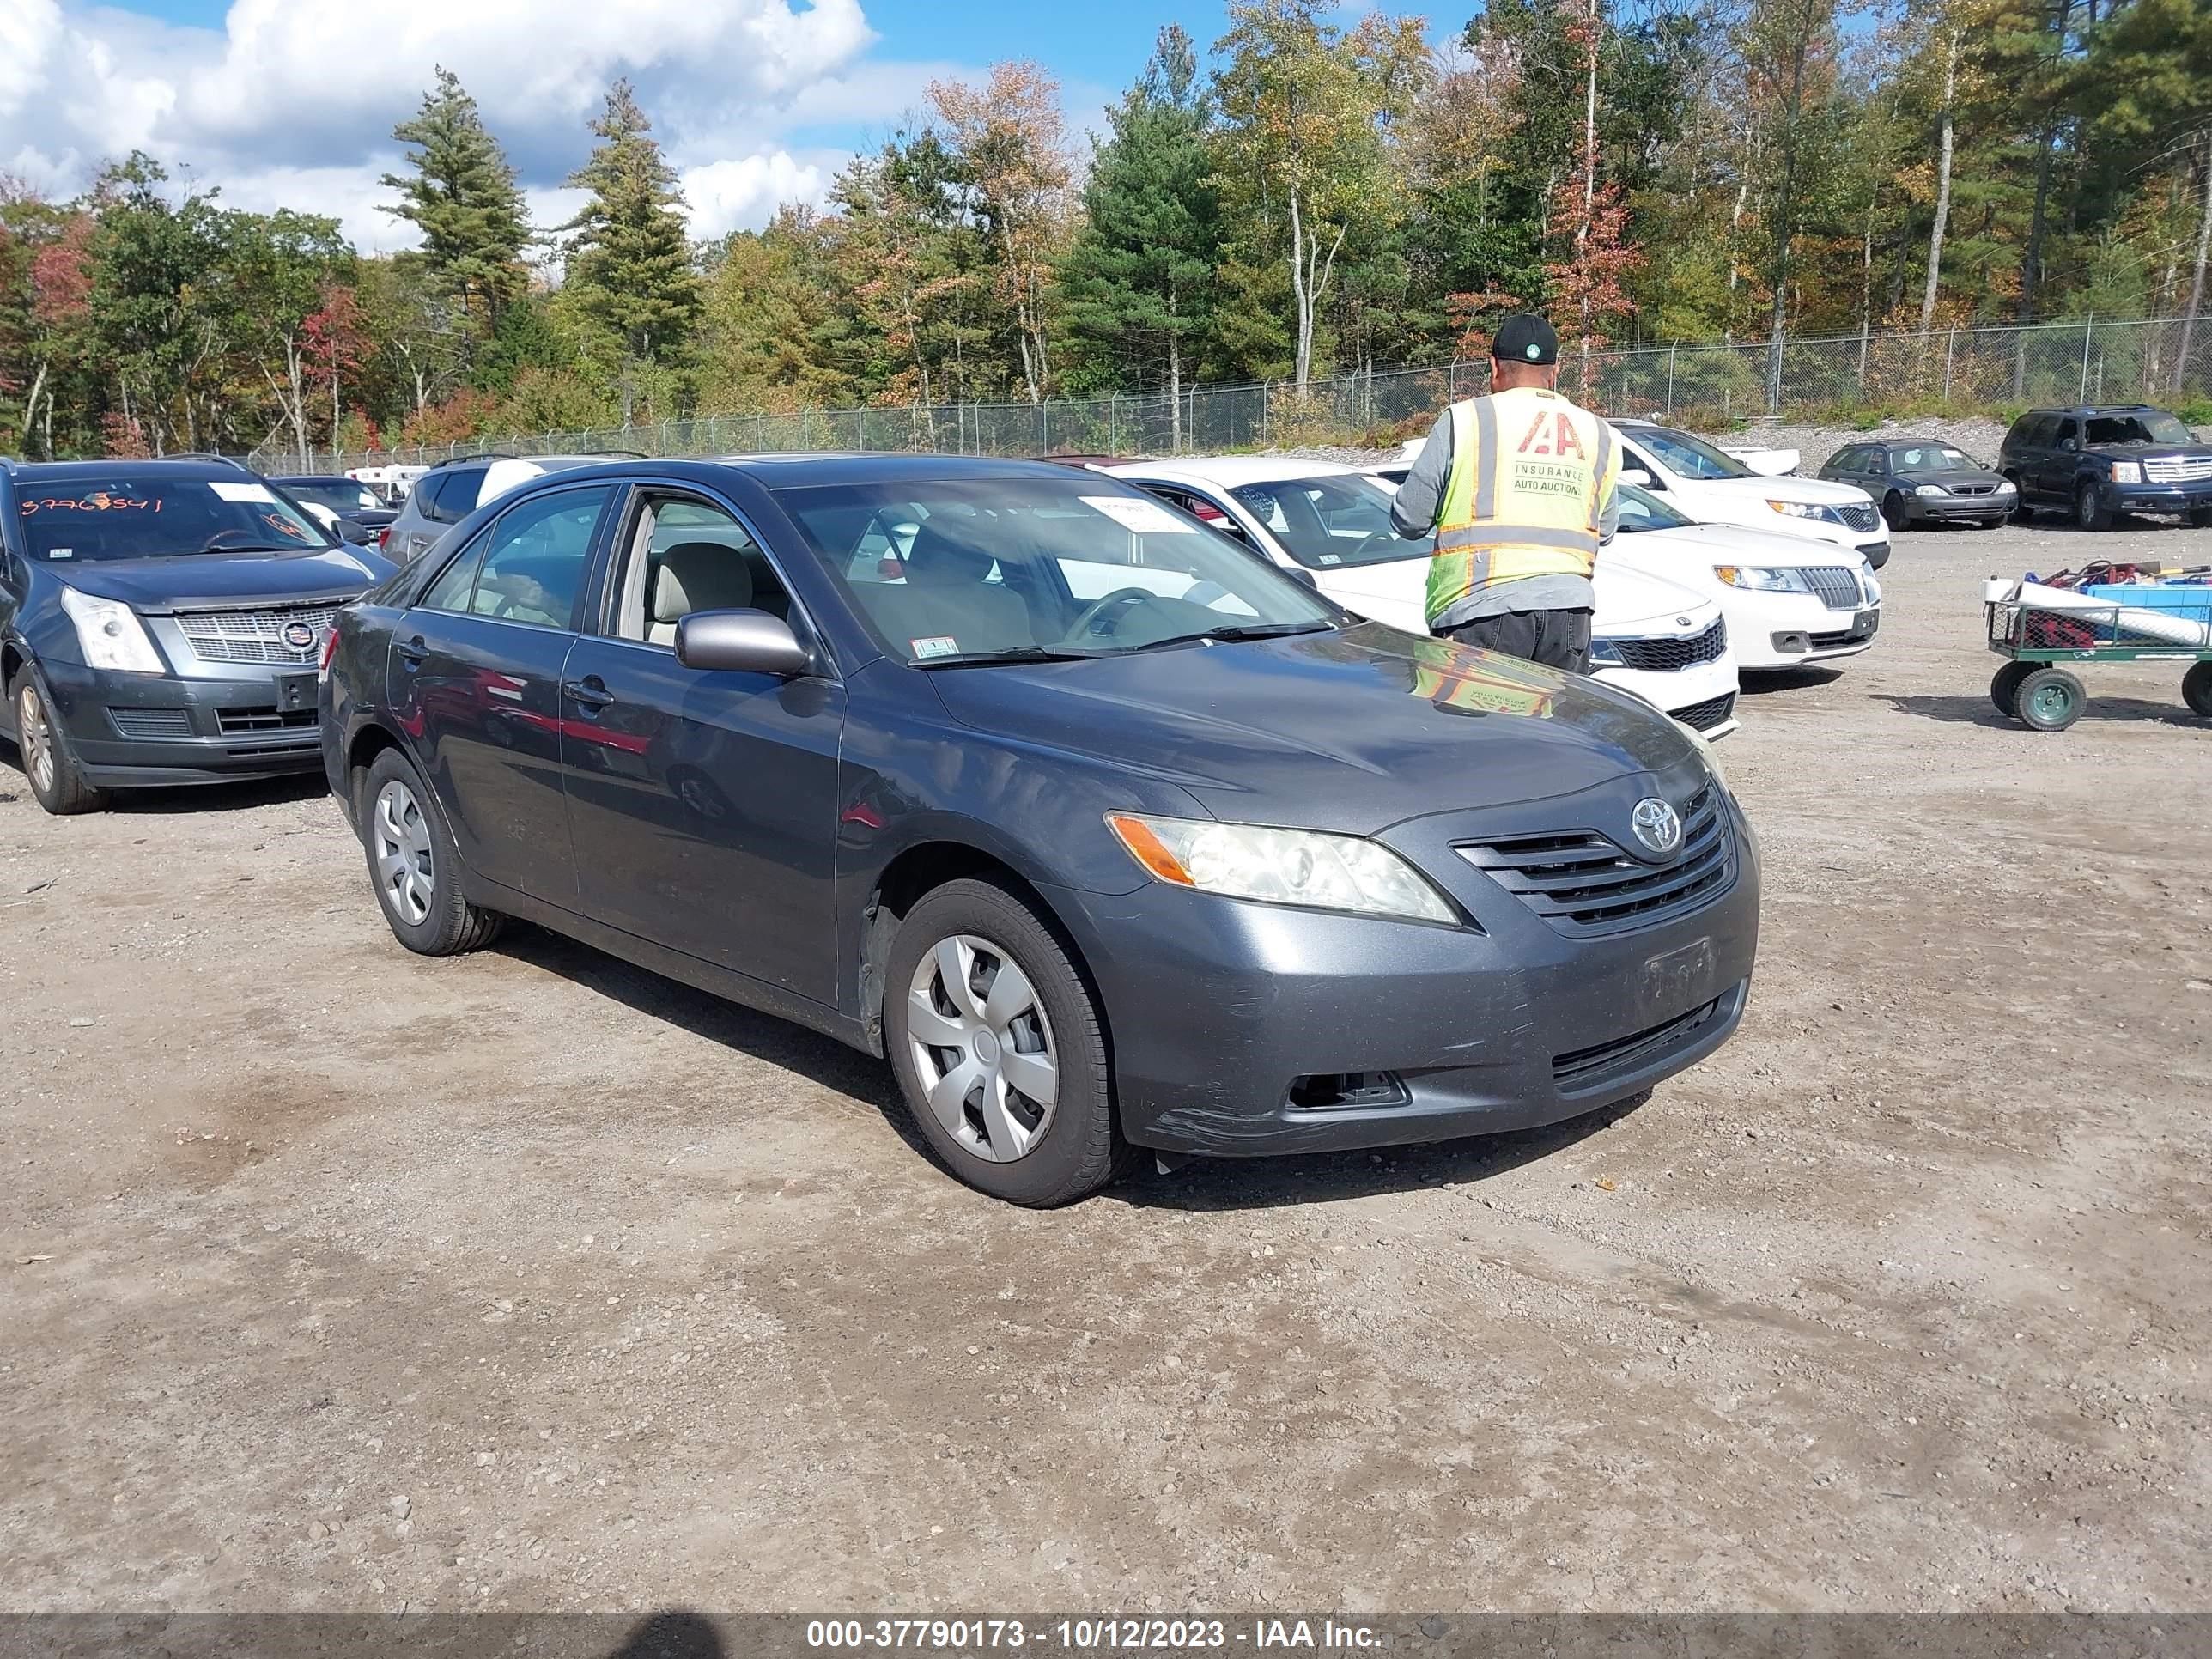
1630, 796, 1683, 856
282, 621, 319, 653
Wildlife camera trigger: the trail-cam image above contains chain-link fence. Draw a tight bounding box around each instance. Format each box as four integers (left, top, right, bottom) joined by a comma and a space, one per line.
259, 313, 2212, 476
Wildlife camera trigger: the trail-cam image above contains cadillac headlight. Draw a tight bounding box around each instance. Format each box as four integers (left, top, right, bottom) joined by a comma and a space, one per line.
1715, 565, 1813, 592
2110, 460, 2143, 483
59, 587, 164, 674
1106, 813, 1457, 924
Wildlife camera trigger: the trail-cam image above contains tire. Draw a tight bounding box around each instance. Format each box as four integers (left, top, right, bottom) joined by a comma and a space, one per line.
1990, 661, 2035, 717
9, 668, 111, 815
357, 747, 503, 955
1978, 518, 2006, 530
2013, 665, 2086, 732
884, 877, 1127, 1206
2184, 661, 2212, 719
2186, 507, 2212, 529
1881, 491, 1911, 532
2005, 475, 2033, 523
1865, 543, 1890, 570
2075, 478, 2116, 532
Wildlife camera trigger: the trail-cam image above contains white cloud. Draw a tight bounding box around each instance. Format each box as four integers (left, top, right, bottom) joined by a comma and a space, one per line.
0, 0, 905, 248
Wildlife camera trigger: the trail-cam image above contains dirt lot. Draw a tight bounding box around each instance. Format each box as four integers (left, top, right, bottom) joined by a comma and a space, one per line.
3, 515, 2209, 1616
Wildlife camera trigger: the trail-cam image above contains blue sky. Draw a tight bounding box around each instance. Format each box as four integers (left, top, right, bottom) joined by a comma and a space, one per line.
0, 0, 1270, 246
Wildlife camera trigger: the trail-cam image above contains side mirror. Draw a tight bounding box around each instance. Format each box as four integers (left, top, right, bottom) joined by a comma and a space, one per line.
1620, 468, 1653, 489
675, 608, 813, 678
337, 520, 374, 545
2059, 437, 2078, 453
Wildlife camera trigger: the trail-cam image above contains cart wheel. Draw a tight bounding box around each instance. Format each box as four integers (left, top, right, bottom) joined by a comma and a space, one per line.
2183, 661, 2212, 719
2014, 666, 2085, 732
1990, 661, 2035, 717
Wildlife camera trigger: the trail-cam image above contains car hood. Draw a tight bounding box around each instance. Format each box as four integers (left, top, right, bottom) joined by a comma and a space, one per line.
45, 545, 384, 611
1304, 553, 1717, 637
923, 622, 1702, 836
1895, 467, 2008, 489
2088, 441, 2212, 461
1706, 474, 1871, 505
1626, 521, 1869, 568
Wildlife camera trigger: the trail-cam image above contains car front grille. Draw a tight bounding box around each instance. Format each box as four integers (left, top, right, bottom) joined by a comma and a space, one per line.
174, 605, 337, 665
1455, 784, 1735, 935
109, 707, 193, 740
1553, 994, 1730, 1095
1611, 618, 1728, 672
215, 707, 318, 735
1802, 568, 1863, 611
1669, 692, 1737, 732
1835, 502, 1881, 532
1945, 482, 1998, 497
2146, 455, 2212, 483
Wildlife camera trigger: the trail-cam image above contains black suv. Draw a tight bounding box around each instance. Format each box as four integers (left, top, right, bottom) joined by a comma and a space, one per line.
1998, 405, 2212, 530
0, 458, 391, 813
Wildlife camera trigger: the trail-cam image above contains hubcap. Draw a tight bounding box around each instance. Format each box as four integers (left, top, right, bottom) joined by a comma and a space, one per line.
906, 933, 1058, 1164
17, 686, 53, 793
373, 779, 435, 926
2030, 681, 2072, 721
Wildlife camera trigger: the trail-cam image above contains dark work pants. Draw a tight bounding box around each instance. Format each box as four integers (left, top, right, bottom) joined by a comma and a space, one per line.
1438, 608, 1595, 674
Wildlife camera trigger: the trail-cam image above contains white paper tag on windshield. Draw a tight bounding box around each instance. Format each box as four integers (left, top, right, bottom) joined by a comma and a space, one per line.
49, 548, 72, 559
910, 635, 960, 659
1080, 495, 1195, 534
210, 481, 276, 503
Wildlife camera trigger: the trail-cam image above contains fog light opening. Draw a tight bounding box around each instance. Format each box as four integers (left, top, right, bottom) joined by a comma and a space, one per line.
1287, 1072, 1410, 1110
1769, 631, 1811, 654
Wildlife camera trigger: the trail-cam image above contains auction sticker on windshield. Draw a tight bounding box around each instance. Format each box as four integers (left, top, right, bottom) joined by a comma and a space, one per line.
1080, 495, 1195, 535
210, 481, 278, 503
910, 636, 961, 659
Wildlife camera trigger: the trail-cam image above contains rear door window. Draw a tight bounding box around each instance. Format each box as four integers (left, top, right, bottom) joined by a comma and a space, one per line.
422, 468, 486, 525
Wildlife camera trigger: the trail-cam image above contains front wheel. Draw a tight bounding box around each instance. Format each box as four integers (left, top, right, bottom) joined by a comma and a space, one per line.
2185, 507, 2212, 529
884, 878, 1126, 1206
2183, 661, 2212, 719
2014, 665, 2086, 732
2076, 479, 2116, 532
1881, 492, 1911, 531
9, 669, 110, 815
358, 747, 503, 955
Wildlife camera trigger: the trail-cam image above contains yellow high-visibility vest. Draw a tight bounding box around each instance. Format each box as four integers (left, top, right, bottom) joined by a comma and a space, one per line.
1425, 386, 1618, 626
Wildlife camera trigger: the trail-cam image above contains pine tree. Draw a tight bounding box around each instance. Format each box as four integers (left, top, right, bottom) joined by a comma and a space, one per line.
1058, 26, 1222, 442
560, 79, 702, 416
380, 67, 530, 331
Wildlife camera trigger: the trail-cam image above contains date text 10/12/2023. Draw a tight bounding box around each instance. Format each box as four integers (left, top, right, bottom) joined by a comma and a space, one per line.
805, 1622, 1385, 1651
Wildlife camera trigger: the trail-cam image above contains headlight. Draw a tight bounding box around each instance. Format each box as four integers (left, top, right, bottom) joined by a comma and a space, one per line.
2110, 460, 2142, 483
58, 588, 164, 674
1766, 499, 1817, 519
1589, 638, 1625, 665
1994, 479, 2016, 493
1914, 483, 1947, 497
1106, 813, 1458, 925
1714, 564, 1813, 592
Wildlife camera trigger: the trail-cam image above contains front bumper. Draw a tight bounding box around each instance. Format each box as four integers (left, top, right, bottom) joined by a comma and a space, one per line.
1730, 592, 1880, 669
1908, 492, 2014, 521
39, 658, 326, 787
1047, 779, 1761, 1158
1593, 653, 1740, 738
2111, 481, 2212, 514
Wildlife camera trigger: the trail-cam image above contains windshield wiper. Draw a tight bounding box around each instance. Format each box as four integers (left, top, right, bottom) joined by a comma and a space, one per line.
911, 645, 1106, 669
1127, 620, 1335, 651
191, 541, 308, 556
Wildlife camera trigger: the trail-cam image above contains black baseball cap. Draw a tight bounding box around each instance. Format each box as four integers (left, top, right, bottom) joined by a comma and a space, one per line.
1492, 313, 1559, 366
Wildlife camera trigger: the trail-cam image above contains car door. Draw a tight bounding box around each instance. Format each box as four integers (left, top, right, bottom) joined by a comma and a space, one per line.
386, 483, 617, 904
558, 487, 846, 1006
2042, 418, 2079, 498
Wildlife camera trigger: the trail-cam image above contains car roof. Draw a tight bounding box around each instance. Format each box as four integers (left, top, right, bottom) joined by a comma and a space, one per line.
270, 473, 363, 483
9, 458, 257, 485
1102, 455, 1364, 486
480, 453, 1115, 493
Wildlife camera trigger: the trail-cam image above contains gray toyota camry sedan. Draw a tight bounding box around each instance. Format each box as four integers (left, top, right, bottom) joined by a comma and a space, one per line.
322, 455, 1759, 1205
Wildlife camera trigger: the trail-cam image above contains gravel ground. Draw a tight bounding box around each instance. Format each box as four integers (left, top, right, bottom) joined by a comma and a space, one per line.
3, 514, 2209, 1615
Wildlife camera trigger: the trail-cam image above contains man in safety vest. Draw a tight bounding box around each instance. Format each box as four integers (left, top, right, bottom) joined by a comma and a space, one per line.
1391, 313, 1620, 673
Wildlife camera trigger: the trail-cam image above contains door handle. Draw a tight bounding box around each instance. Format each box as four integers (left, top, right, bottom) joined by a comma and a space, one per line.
396, 636, 428, 665
563, 677, 615, 709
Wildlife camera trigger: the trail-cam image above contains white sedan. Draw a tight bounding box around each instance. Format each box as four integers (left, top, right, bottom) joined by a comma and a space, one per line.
1107, 456, 1741, 738
1604, 483, 1882, 672
1610, 419, 1893, 570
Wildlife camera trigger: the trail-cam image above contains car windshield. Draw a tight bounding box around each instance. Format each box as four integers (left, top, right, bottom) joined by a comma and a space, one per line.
279, 478, 384, 514
15, 474, 333, 562
775, 474, 1340, 665
1613, 482, 1693, 532
2084, 412, 2194, 447
1890, 446, 1983, 473
1227, 473, 1415, 569
1630, 426, 1755, 480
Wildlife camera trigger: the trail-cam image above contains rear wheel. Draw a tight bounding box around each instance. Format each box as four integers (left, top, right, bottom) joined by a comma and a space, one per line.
884, 878, 1126, 1206
2014, 666, 2086, 732
359, 747, 503, 955
9, 669, 110, 815
1990, 661, 2035, 717
2076, 478, 2116, 532
2183, 661, 2212, 719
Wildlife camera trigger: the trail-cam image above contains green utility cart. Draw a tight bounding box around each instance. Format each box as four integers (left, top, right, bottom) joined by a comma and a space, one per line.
1985, 583, 2212, 732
